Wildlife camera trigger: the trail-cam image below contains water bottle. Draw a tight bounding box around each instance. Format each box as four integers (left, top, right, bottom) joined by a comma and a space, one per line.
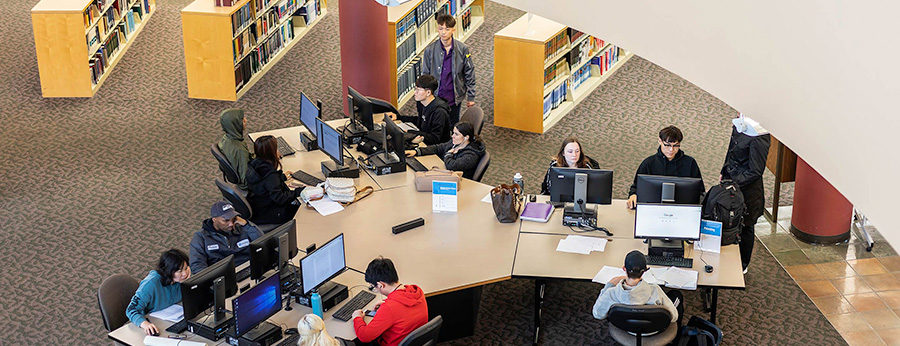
513, 172, 524, 193
311, 292, 323, 318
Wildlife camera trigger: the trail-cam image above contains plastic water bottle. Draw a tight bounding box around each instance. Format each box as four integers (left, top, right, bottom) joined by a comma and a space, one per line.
311, 292, 323, 318
513, 172, 524, 192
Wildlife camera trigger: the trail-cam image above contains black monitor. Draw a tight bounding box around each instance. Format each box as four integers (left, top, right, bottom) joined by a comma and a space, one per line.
634, 203, 702, 241
232, 273, 282, 338
248, 220, 298, 281
299, 92, 320, 137
377, 114, 407, 164
347, 86, 374, 133
636, 174, 705, 204
548, 167, 613, 212
182, 255, 238, 322
315, 117, 345, 166
300, 233, 346, 295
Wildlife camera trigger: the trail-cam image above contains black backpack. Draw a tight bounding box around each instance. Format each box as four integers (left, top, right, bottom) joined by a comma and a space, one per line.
701, 180, 745, 245
677, 316, 723, 346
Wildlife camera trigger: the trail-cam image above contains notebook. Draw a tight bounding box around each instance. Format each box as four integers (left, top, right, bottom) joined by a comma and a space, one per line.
521, 202, 553, 222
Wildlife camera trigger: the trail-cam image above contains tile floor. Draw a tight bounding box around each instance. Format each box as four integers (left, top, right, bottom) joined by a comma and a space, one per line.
759, 206, 900, 346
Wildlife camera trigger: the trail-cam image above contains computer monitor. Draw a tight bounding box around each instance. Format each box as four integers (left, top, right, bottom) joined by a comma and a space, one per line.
316, 117, 344, 167
182, 255, 238, 321
636, 174, 705, 204
548, 167, 613, 216
300, 233, 346, 295
634, 203, 702, 241
299, 92, 320, 137
347, 86, 374, 133
377, 114, 407, 164
249, 220, 298, 281
231, 273, 282, 338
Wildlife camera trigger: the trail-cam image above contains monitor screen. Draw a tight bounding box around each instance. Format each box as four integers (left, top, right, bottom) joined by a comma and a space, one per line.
382, 114, 407, 163
636, 174, 705, 204
347, 86, 374, 131
300, 92, 319, 136
181, 255, 238, 320
548, 167, 613, 205
634, 204, 702, 240
232, 273, 282, 338
300, 233, 346, 294
316, 118, 343, 166
249, 220, 298, 281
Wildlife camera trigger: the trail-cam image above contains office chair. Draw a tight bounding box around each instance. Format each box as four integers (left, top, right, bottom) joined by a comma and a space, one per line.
607, 304, 677, 346
368, 96, 401, 115
215, 178, 280, 233
471, 151, 491, 182
97, 274, 139, 346
211, 143, 242, 188
398, 316, 443, 346
460, 105, 485, 135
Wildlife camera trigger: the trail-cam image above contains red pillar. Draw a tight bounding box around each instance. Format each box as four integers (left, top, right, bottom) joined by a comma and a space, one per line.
790, 157, 853, 244
339, 0, 391, 116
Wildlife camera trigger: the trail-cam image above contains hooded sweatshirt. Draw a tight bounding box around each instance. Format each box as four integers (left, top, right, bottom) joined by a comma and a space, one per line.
628, 147, 703, 197
398, 97, 451, 145
417, 139, 486, 179
245, 158, 304, 225
219, 109, 253, 190
592, 279, 678, 323
353, 284, 428, 346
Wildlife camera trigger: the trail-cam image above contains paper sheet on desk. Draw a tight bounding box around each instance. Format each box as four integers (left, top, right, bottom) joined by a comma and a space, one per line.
309, 197, 345, 216
592, 266, 660, 285
660, 267, 698, 289
481, 193, 492, 204
148, 304, 183, 322
567, 235, 607, 252
556, 238, 592, 254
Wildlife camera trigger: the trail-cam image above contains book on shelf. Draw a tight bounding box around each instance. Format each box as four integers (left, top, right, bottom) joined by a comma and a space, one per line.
414, 0, 436, 27
449, 0, 457, 16
542, 79, 569, 117
396, 31, 417, 69
231, 2, 256, 36
86, 27, 100, 48
460, 6, 471, 31
234, 17, 295, 91
216, 0, 236, 6
397, 58, 422, 99
437, 2, 449, 17
544, 32, 568, 62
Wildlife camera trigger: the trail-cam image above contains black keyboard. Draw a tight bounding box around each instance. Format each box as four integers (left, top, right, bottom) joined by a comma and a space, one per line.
291, 170, 324, 186
332, 290, 376, 321
236, 266, 251, 282
274, 333, 300, 346
165, 319, 188, 334
646, 255, 694, 268
407, 157, 428, 172
276, 136, 296, 157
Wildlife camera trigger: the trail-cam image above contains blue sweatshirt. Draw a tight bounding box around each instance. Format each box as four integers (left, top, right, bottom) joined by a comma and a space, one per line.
126, 270, 182, 326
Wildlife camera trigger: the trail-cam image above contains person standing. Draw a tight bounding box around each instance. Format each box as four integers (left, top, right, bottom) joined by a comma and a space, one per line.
421, 13, 476, 126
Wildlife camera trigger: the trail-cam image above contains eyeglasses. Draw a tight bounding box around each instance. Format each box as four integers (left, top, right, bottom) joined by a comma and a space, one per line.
661, 142, 681, 149
368, 284, 378, 292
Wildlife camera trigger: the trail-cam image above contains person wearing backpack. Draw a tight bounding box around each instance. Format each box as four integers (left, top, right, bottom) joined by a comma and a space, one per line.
719, 115, 771, 273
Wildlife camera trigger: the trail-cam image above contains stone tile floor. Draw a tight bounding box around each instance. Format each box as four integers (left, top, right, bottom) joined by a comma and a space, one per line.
759, 206, 900, 346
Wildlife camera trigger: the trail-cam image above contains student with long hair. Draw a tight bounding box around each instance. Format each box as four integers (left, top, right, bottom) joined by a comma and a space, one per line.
295, 314, 354, 346
246, 135, 305, 224
405, 121, 486, 179
540, 136, 600, 195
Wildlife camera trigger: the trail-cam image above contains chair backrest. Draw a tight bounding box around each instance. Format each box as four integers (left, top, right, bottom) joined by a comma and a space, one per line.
608, 304, 672, 336
398, 316, 443, 346
97, 274, 139, 332
471, 151, 491, 182
211, 143, 242, 185
460, 105, 485, 135
216, 178, 252, 219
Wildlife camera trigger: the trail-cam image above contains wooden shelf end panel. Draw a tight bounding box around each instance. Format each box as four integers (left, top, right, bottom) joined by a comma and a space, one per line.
32, 11, 93, 97
182, 11, 238, 101
492, 36, 544, 133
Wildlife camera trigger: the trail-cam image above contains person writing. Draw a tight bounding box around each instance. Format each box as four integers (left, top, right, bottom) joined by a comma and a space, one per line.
295, 313, 354, 346
218, 109, 253, 190
126, 249, 192, 336
352, 257, 428, 346
405, 121, 486, 180
626, 125, 703, 209
421, 13, 477, 126
592, 251, 683, 327
388, 75, 451, 145
540, 136, 600, 195
246, 135, 306, 224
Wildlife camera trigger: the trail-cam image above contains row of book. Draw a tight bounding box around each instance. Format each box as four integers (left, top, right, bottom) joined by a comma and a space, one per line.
89, 25, 126, 85
571, 46, 622, 92
544, 31, 568, 63
413, 0, 438, 27
231, 1, 257, 36
234, 18, 295, 91
86, 0, 149, 54
274, 0, 300, 22
82, 0, 110, 28
570, 36, 605, 69
397, 58, 423, 100
233, 9, 277, 63
296, 0, 320, 26
571, 59, 592, 91
396, 31, 417, 69
543, 59, 568, 89
459, 6, 472, 32
595, 46, 621, 77
542, 79, 568, 118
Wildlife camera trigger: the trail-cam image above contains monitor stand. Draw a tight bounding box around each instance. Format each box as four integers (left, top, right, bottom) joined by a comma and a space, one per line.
300, 132, 317, 151
322, 160, 360, 178
187, 277, 233, 341
371, 151, 406, 175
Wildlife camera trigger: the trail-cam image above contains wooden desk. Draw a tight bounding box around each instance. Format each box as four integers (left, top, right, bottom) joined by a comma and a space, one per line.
362, 154, 446, 190
519, 195, 636, 239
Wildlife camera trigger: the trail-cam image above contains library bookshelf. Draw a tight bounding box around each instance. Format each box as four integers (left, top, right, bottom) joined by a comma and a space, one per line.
493, 14, 632, 133
388, 0, 484, 108
32, 0, 156, 97
182, 0, 327, 101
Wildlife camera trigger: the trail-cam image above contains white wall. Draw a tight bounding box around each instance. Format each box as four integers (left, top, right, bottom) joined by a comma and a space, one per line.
495, 0, 900, 247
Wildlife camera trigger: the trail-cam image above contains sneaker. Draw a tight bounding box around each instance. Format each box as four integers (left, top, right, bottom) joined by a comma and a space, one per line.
742, 267, 748, 275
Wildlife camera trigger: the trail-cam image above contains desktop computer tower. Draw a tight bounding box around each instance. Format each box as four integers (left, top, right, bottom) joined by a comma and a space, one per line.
225, 322, 283, 346
648, 239, 685, 258
295, 282, 349, 312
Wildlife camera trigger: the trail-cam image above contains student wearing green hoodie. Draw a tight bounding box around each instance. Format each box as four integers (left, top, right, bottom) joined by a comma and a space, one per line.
219, 109, 253, 190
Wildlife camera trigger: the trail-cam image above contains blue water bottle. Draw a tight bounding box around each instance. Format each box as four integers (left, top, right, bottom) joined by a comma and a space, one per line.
311, 292, 323, 318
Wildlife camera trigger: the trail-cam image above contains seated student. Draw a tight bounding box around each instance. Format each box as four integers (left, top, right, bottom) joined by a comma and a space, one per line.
246, 135, 306, 225
126, 249, 191, 336
592, 251, 683, 327
626, 125, 703, 209
540, 136, 600, 195
388, 75, 451, 146
296, 313, 354, 346
352, 257, 428, 346
219, 109, 253, 190
189, 200, 263, 273
405, 121, 486, 179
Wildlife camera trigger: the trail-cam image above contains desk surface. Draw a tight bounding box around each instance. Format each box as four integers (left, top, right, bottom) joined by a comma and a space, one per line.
520, 195, 637, 238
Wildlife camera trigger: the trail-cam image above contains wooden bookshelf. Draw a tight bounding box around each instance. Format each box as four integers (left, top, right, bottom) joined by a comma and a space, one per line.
388, 0, 485, 108
493, 14, 632, 133
182, 0, 327, 101
31, 0, 156, 97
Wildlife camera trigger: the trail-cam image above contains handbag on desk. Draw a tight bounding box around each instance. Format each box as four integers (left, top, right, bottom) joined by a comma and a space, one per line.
323, 178, 374, 205
414, 167, 462, 192
491, 183, 521, 223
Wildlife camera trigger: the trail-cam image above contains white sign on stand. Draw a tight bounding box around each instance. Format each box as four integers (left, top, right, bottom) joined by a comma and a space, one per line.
432, 181, 458, 213
695, 220, 722, 254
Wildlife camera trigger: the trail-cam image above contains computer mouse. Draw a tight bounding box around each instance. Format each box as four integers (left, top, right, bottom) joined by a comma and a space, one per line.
150, 330, 160, 337
285, 328, 298, 335
704, 265, 714, 273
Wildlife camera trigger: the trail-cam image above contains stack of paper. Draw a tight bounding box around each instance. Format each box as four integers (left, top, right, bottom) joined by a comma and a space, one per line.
148, 304, 183, 322
591, 266, 697, 290
555, 235, 608, 255
309, 197, 344, 216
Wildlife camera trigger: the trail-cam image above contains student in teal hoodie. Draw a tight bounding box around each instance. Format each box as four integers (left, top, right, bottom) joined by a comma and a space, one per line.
126, 249, 191, 336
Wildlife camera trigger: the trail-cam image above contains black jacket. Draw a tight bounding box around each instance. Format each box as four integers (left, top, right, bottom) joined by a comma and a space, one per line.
418, 139, 486, 179
540, 156, 600, 195
720, 127, 771, 188
628, 147, 703, 196
246, 159, 303, 225
399, 97, 451, 145
189, 218, 263, 273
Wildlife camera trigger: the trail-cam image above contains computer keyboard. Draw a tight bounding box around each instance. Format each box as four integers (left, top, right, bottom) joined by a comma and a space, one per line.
406, 157, 428, 172
332, 290, 376, 322
235, 266, 251, 282
646, 255, 694, 268
165, 319, 188, 334
275, 136, 296, 157
291, 170, 325, 186
273, 333, 300, 346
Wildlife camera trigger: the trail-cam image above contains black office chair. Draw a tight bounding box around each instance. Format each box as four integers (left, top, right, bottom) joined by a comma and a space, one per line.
211, 143, 242, 188
607, 304, 677, 346
369, 96, 402, 115
215, 178, 280, 233
97, 274, 139, 346
398, 316, 443, 346
459, 105, 485, 135
471, 151, 491, 182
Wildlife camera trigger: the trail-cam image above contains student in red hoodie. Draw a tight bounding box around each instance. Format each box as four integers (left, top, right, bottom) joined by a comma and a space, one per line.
352, 257, 428, 346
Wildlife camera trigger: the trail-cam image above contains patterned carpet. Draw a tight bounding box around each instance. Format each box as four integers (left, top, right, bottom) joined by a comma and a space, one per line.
0, 0, 835, 345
